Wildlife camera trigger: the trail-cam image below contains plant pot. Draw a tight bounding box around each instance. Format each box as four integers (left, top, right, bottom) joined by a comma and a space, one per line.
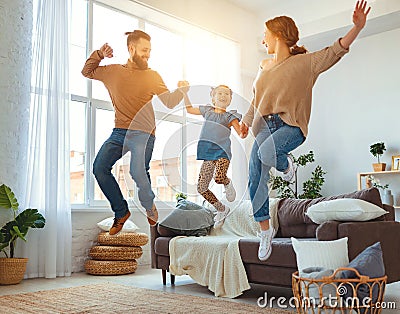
372, 163, 386, 172
0, 258, 28, 285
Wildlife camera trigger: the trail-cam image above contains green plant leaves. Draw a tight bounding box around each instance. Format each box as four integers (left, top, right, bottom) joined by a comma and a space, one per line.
269, 151, 326, 199
0, 184, 19, 212
369, 142, 386, 163
0, 206, 45, 258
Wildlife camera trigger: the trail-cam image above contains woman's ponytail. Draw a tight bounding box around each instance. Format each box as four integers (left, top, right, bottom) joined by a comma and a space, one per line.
290, 44, 307, 55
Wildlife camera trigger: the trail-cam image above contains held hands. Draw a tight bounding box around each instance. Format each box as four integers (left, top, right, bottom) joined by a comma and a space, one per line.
99, 43, 114, 58
353, 0, 371, 30
177, 80, 190, 94
239, 122, 249, 139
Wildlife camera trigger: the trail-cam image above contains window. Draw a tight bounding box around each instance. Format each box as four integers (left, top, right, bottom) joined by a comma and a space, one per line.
69, 0, 241, 208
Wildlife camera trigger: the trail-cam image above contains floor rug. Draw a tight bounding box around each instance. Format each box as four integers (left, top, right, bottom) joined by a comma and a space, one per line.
0, 283, 292, 313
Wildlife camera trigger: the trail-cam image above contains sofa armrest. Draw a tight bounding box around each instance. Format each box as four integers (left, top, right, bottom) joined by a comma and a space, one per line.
383, 204, 395, 221
150, 223, 161, 269
316, 221, 340, 241
338, 221, 400, 283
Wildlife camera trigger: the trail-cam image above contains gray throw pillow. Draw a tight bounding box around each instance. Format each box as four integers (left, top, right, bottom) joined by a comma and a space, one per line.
159, 197, 214, 236
339, 242, 385, 312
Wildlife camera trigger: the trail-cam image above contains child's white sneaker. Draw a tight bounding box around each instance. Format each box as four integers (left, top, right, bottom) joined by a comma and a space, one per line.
213, 206, 230, 229
258, 227, 276, 261
281, 155, 297, 182
224, 181, 236, 202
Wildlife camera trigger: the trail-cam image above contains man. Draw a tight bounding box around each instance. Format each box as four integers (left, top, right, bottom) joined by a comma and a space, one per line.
82, 30, 188, 235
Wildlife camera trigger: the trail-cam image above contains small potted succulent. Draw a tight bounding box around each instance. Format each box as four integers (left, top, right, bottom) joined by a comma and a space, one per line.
369, 142, 386, 172
0, 184, 46, 285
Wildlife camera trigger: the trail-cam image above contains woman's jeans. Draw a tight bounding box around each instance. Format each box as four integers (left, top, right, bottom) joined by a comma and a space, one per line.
93, 128, 155, 218
249, 115, 305, 222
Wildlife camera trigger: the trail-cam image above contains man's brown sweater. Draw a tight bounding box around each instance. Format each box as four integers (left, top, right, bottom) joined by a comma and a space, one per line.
82, 51, 183, 135
242, 40, 349, 137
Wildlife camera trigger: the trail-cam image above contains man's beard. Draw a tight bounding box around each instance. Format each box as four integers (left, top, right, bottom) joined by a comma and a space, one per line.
132, 53, 148, 70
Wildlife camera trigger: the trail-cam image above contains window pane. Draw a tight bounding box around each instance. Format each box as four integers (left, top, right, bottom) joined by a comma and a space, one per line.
145, 23, 183, 89
151, 120, 182, 202
70, 45, 87, 96
92, 3, 138, 101
70, 100, 86, 204
185, 30, 215, 86
70, 0, 87, 47
93, 107, 136, 202
70, 0, 87, 97
94, 107, 114, 201
145, 23, 184, 116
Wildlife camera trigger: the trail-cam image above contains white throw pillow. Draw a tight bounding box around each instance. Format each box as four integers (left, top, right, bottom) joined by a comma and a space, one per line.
291, 237, 349, 272
97, 217, 139, 233
306, 199, 388, 224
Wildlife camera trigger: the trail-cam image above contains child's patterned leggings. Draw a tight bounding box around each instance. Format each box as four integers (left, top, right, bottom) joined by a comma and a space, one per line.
197, 158, 231, 212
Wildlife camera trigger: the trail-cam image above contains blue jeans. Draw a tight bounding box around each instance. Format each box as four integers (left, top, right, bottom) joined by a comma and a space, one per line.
248, 115, 305, 222
93, 128, 155, 218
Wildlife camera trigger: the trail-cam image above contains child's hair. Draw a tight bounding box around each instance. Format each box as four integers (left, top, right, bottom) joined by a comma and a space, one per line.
265, 16, 307, 55
124, 30, 151, 48
210, 85, 233, 98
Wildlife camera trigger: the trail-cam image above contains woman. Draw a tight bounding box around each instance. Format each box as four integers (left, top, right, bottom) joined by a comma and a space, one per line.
240, 1, 371, 261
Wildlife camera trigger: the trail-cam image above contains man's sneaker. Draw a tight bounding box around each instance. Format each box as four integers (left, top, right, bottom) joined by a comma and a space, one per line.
258, 227, 276, 261
213, 206, 230, 229
224, 181, 236, 202
146, 205, 158, 226
109, 211, 131, 235
281, 155, 297, 182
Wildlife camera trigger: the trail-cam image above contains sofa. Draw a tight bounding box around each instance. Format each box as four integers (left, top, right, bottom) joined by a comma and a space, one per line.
150, 188, 400, 288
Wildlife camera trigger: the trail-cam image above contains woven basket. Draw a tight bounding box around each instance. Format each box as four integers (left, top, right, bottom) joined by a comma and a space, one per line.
89, 245, 143, 261
84, 259, 138, 275
292, 267, 387, 313
0, 258, 28, 285
97, 232, 148, 247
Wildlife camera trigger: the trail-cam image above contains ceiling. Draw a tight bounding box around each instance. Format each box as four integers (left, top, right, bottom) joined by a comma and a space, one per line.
227, 0, 363, 25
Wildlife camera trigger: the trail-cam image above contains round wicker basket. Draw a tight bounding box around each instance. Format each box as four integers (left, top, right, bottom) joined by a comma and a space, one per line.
89, 245, 143, 261
84, 259, 138, 275
0, 258, 28, 285
97, 232, 148, 247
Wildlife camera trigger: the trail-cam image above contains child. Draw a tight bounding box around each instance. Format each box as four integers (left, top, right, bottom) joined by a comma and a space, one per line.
181, 84, 242, 228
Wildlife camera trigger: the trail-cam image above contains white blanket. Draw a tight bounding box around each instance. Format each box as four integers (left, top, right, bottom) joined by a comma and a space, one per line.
169, 198, 280, 298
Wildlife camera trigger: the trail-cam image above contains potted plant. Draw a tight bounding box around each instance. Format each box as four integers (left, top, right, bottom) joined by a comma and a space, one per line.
0, 184, 45, 285
269, 151, 327, 199
369, 142, 386, 172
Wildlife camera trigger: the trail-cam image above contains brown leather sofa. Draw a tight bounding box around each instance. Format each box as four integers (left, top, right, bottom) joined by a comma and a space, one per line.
150, 188, 400, 287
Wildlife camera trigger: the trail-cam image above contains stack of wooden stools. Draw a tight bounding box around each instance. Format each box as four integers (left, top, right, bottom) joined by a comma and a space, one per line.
84, 232, 149, 275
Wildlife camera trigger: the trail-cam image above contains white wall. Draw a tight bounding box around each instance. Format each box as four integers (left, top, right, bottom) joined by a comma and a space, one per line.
293, 28, 400, 201
0, 1, 32, 221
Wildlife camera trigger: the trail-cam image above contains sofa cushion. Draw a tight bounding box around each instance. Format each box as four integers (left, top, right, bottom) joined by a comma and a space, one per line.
278, 188, 383, 237
306, 199, 388, 224
158, 197, 214, 237
291, 237, 349, 272
239, 237, 298, 268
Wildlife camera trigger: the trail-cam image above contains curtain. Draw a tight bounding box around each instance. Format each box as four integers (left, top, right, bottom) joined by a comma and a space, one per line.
17, 0, 72, 278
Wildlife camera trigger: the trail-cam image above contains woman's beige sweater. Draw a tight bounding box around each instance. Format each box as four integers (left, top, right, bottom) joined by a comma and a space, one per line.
242, 40, 349, 137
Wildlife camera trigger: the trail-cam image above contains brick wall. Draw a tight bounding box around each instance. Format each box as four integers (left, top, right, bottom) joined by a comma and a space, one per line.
71, 211, 152, 272
0, 0, 32, 200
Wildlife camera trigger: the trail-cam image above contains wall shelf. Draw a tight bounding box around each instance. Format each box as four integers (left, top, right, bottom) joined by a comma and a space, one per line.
357, 170, 400, 190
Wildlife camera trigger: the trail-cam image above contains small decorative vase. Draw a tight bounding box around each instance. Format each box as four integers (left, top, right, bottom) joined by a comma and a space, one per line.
382, 189, 394, 206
